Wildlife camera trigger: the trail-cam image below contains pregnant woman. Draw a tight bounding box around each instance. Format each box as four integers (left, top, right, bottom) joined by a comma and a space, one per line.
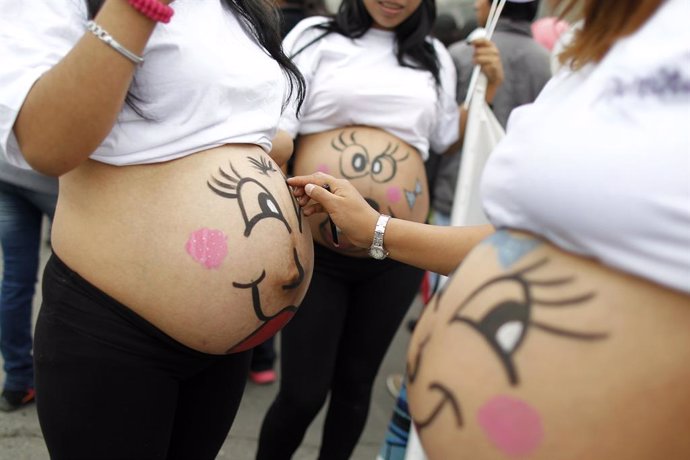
0, 0, 312, 458
256, 0, 502, 457
287, 0, 690, 458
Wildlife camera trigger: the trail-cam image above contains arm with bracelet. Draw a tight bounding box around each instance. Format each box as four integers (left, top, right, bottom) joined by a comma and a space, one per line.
10, 0, 174, 176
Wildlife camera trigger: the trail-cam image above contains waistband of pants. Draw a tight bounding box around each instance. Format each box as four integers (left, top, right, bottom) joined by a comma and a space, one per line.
43, 252, 214, 358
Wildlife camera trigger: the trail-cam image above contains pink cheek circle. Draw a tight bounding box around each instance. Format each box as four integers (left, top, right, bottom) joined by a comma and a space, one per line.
316, 164, 330, 174
185, 228, 229, 269
477, 395, 544, 456
386, 186, 402, 203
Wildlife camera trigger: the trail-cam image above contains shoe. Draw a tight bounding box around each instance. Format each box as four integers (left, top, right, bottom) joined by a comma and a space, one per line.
0, 388, 36, 412
249, 369, 277, 385
385, 373, 403, 400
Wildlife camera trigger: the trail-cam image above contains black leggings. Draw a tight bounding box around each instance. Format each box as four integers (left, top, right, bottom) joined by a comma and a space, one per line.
34, 254, 250, 460
257, 244, 423, 460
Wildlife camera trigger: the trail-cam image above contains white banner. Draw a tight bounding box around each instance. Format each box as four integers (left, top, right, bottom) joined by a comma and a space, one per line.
450, 72, 505, 226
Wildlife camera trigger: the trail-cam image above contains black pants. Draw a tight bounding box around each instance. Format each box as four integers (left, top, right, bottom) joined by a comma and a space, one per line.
34, 254, 250, 460
257, 244, 423, 460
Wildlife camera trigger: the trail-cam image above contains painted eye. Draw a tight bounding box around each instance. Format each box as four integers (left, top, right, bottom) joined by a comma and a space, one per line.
353, 153, 367, 172
450, 277, 530, 385
449, 256, 606, 386
238, 178, 291, 236
259, 193, 279, 215
478, 300, 529, 356
370, 154, 397, 183
339, 145, 370, 180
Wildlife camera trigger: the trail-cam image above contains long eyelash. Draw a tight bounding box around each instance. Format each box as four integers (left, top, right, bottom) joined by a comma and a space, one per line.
379, 142, 410, 163
208, 162, 242, 198
514, 257, 550, 276
331, 131, 361, 152
381, 142, 398, 156
525, 276, 575, 286
532, 321, 609, 340
331, 132, 346, 151
248, 156, 277, 176
532, 292, 596, 306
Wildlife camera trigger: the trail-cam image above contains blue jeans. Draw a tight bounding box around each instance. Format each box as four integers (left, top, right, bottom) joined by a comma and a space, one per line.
0, 181, 57, 392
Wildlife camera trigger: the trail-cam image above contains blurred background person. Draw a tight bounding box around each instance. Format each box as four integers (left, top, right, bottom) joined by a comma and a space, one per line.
432, 0, 551, 233
0, 155, 57, 412
531, 15, 570, 52
277, 0, 329, 38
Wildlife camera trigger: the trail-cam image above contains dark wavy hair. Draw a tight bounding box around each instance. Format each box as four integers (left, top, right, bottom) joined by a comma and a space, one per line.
294, 0, 441, 86
85, 0, 305, 114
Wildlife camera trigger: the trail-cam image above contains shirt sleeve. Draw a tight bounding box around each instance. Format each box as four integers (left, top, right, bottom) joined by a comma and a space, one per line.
278, 16, 330, 138
429, 40, 460, 154
0, 0, 86, 168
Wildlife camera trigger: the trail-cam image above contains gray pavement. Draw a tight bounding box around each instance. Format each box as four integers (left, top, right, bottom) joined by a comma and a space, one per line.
0, 224, 422, 460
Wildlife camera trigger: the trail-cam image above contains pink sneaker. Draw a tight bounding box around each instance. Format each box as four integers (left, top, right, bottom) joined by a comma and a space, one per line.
249, 369, 277, 385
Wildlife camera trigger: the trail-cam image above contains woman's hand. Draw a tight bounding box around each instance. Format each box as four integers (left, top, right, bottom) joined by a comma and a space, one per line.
471, 38, 504, 104
287, 172, 380, 249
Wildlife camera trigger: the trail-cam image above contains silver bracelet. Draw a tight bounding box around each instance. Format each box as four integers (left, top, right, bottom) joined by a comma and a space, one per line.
86, 20, 144, 65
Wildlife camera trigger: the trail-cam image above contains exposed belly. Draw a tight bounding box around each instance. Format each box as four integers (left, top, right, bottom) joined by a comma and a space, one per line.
293, 125, 430, 257
52, 145, 314, 354
407, 229, 690, 459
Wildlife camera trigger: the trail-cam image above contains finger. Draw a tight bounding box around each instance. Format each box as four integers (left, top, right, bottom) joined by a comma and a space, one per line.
291, 186, 306, 198
304, 183, 337, 208
287, 172, 335, 188
298, 194, 311, 206
303, 203, 325, 216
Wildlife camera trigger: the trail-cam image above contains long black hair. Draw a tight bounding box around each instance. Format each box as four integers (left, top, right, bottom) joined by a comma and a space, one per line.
296, 0, 441, 86
85, 0, 305, 113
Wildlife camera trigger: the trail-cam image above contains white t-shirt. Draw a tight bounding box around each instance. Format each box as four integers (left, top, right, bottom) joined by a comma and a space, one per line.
481, 0, 690, 293
279, 16, 459, 161
0, 0, 287, 168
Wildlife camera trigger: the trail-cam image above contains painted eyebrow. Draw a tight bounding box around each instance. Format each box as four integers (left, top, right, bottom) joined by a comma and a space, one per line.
248, 156, 277, 176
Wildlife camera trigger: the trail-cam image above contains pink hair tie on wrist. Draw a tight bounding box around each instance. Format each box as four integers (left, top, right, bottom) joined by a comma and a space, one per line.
128, 0, 174, 23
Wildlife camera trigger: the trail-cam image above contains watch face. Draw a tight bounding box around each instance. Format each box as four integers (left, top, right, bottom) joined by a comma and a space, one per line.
369, 246, 386, 260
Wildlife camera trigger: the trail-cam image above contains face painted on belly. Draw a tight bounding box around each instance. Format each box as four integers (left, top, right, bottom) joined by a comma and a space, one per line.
185, 155, 309, 353
407, 230, 610, 456
333, 130, 410, 184
330, 129, 424, 221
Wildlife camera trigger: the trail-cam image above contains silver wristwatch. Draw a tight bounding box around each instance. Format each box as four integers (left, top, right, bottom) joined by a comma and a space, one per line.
368, 214, 391, 260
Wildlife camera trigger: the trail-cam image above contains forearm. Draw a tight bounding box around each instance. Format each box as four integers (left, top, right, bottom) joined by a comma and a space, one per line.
14, 0, 165, 176
383, 220, 493, 275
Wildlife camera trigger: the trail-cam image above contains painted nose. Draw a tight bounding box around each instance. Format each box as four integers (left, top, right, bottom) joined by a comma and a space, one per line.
281, 247, 305, 291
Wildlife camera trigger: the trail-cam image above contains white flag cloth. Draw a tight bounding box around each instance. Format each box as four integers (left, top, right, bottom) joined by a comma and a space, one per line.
404, 425, 426, 460
450, 72, 505, 226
